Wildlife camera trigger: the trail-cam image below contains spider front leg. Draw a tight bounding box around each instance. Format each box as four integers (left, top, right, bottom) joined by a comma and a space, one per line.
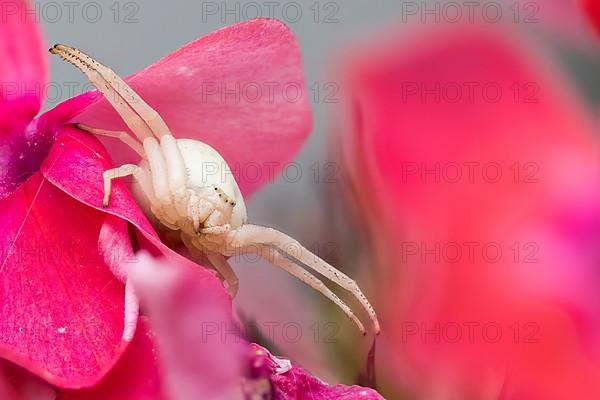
76, 124, 145, 158
51, 44, 171, 141
224, 225, 381, 335
141, 136, 183, 225
51, 44, 184, 222
157, 134, 189, 217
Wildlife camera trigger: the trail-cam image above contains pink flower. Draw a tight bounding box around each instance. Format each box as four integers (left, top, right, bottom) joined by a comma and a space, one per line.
581, 0, 600, 35
339, 22, 600, 399
0, 360, 55, 400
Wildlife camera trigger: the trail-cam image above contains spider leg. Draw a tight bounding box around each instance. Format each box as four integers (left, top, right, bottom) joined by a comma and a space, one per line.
76, 123, 144, 157
159, 134, 189, 218
206, 252, 239, 297
51, 44, 170, 138
147, 132, 208, 227
50, 45, 154, 141
253, 244, 366, 334
66, 44, 171, 136
102, 164, 140, 207
123, 279, 140, 342
102, 161, 157, 216
226, 225, 380, 334
142, 137, 180, 224
180, 234, 239, 297
99, 216, 142, 342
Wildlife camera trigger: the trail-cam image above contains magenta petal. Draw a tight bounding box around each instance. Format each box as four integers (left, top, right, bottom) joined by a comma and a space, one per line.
0, 0, 55, 200
0, 118, 56, 200
0, 0, 48, 132
65, 19, 312, 195
0, 359, 56, 400
41, 126, 156, 234
58, 319, 163, 400
0, 173, 126, 388
0, 92, 95, 201
130, 253, 244, 400
248, 344, 383, 399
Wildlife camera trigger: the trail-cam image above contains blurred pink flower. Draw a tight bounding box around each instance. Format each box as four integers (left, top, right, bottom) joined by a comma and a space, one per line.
339, 22, 600, 399
581, 0, 600, 35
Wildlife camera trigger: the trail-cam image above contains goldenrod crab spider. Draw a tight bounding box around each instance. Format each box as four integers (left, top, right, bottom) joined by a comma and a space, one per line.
50, 44, 380, 340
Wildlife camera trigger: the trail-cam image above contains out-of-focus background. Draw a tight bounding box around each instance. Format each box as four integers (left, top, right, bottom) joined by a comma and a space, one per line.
42, 1, 600, 398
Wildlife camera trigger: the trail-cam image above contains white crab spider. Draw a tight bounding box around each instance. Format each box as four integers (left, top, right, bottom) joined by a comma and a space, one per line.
50, 44, 380, 340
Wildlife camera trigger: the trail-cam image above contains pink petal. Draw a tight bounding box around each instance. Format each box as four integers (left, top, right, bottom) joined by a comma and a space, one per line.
0, 0, 47, 131
0, 173, 126, 388
41, 126, 156, 235
0, 360, 56, 400
0, 0, 55, 200
129, 253, 244, 400
247, 344, 383, 399
1, 125, 229, 387
58, 319, 162, 400
0, 118, 56, 200
341, 23, 600, 398
59, 19, 312, 196
581, 0, 600, 35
